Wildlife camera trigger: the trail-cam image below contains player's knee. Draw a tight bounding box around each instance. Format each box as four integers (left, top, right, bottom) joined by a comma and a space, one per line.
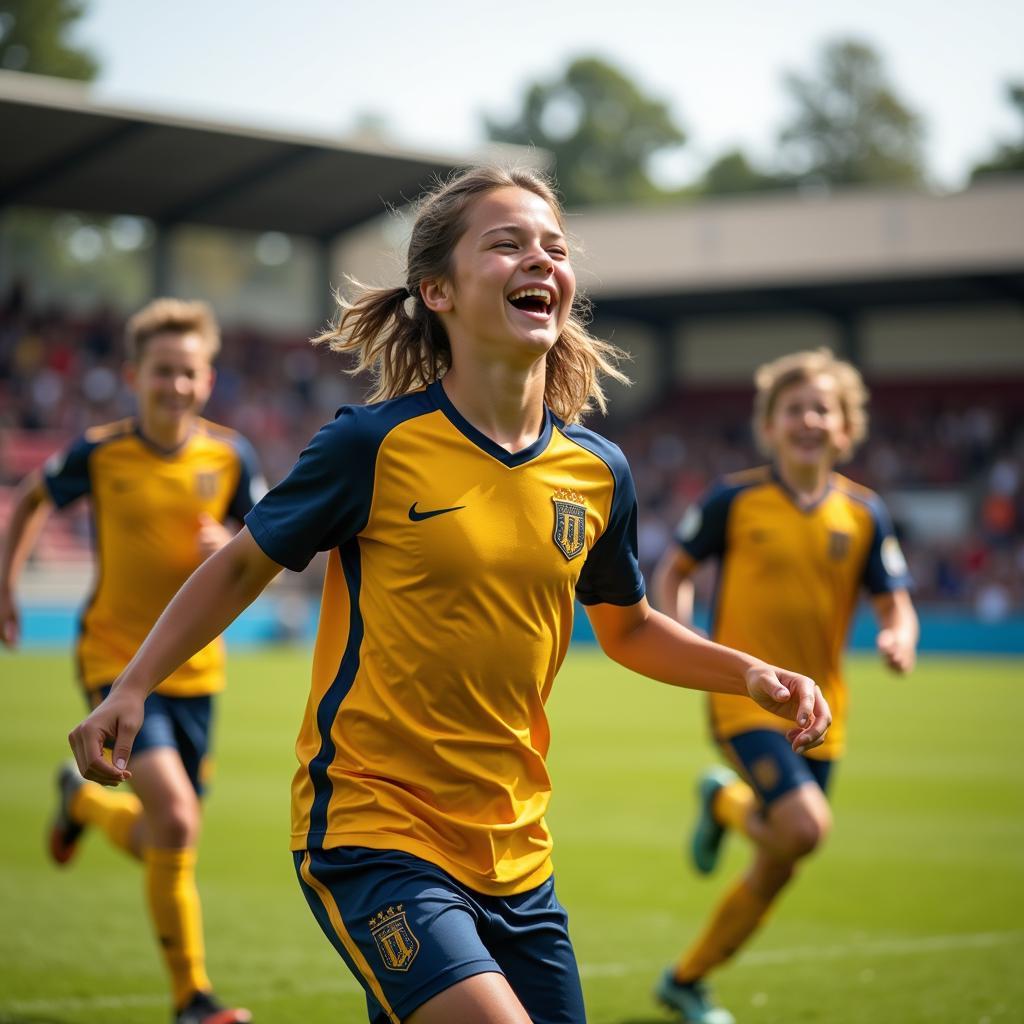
785, 806, 831, 859
147, 796, 200, 847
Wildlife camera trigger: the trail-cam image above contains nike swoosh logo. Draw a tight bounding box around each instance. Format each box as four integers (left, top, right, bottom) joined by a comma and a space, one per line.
408, 501, 466, 522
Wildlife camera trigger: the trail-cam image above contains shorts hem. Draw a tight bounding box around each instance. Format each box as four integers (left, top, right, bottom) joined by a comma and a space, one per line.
390, 958, 500, 1019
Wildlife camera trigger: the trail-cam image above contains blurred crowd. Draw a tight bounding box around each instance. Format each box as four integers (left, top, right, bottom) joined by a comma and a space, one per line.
2, 294, 1022, 620
614, 383, 1024, 620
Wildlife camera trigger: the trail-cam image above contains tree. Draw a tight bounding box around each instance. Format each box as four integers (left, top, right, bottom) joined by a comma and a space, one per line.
970, 82, 1024, 181
485, 56, 686, 207
700, 148, 789, 197
0, 0, 98, 81
777, 38, 924, 187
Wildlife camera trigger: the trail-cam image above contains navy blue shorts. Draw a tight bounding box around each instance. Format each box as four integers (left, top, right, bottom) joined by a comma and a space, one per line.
294, 846, 585, 1024
93, 686, 214, 796
723, 729, 834, 807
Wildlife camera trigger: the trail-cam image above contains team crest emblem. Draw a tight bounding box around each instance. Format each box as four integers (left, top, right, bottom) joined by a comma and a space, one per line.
194, 471, 219, 499
752, 756, 780, 793
369, 905, 420, 972
552, 489, 587, 561
827, 529, 851, 561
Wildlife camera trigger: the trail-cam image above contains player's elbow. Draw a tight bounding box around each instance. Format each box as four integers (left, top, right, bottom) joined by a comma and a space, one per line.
651, 557, 681, 614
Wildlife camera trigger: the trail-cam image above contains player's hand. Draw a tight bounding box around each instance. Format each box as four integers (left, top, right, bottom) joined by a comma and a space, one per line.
745, 664, 831, 753
67, 687, 142, 786
0, 587, 20, 649
197, 513, 233, 559
877, 628, 915, 674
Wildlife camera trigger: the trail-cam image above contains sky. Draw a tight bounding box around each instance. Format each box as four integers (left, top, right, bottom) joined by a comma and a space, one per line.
74, 0, 1023, 191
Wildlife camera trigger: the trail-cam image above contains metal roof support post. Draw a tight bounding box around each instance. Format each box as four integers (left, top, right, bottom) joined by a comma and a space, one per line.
314, 237, 336, 331
152, 226, 173, 298
833, 309, 862, 367
658, 320, 680, 402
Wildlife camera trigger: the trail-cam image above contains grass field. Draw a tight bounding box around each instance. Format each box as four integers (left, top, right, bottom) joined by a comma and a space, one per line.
1, 648, 1022, 1024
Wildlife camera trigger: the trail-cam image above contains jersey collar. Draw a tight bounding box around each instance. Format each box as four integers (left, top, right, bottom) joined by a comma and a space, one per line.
133, 419, 197, 458
427, 379, 553, 468
771, 463, 834, 513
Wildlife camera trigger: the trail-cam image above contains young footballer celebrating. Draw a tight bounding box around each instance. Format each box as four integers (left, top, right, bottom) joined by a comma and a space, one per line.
68, 167, 830, 1024
1, 299, 263, 1024
652, 348, 918, 1024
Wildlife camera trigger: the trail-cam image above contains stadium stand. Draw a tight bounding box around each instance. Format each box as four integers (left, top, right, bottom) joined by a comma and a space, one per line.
613, 379, 1023, 616
1, 295, 1020, 621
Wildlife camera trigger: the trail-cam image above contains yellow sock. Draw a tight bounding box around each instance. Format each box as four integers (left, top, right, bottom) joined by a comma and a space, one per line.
144, 847, 211, 1009
713, 780, 757, 834
70, 782, 143, 859
674, 878, 773, 982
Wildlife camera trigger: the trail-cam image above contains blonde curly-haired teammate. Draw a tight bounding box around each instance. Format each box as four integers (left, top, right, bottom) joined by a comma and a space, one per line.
653, 348, 918, 1024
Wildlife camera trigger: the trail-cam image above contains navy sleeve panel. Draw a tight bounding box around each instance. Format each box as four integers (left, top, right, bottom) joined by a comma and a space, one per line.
857, 492, 913, 595
245, 392, 433, 573
561, 423, 646, 607
42, 434, 97, 510
225, 432, 267, 523
674, 478, 743, 563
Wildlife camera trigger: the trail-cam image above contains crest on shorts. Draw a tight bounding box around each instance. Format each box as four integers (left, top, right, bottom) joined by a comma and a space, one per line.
827, 529, 851, 561
751, 755, 780, 793
552, 489, 587, 561
369, 905, 420, 972
194, 471, 219, 499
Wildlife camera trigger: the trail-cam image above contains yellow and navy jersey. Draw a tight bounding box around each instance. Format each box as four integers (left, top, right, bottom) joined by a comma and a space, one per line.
43, 417, 265, 696
245, 381, 645, 896
674, 465, 909, 759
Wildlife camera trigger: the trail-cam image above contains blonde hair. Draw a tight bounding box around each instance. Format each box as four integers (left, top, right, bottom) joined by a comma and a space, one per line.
312, 165, 628, 424
124, 298, 220, 363
753, 347, 869, 461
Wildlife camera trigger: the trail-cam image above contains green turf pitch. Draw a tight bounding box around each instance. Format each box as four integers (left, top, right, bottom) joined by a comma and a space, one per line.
1, 648, 1021, 1024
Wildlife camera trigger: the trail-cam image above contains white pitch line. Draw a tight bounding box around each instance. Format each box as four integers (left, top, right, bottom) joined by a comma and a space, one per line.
0, 977, 362, 1016
736, 929, 1024, 966
4, 930, 1022, 1014
577, 929, 1024, 978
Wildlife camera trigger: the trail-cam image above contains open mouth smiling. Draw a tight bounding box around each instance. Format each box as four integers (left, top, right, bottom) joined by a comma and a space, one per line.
507, 286, 555, 317
791, 435, 827, 451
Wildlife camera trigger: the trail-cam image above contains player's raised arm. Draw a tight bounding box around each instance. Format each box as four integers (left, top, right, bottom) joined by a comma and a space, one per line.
586, 597, 831, 753
873, 589, 919, 674
0, 471, 53, 649
68, 527, 282, 784
195, 511, 236, 560
651, 546, 700, 628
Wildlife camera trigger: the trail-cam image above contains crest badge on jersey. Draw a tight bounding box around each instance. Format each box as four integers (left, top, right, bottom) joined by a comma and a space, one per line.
827, 529, 852, 561
194, 471, 219, 499
369, 904, 420, 972
552, 489, 587, 561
